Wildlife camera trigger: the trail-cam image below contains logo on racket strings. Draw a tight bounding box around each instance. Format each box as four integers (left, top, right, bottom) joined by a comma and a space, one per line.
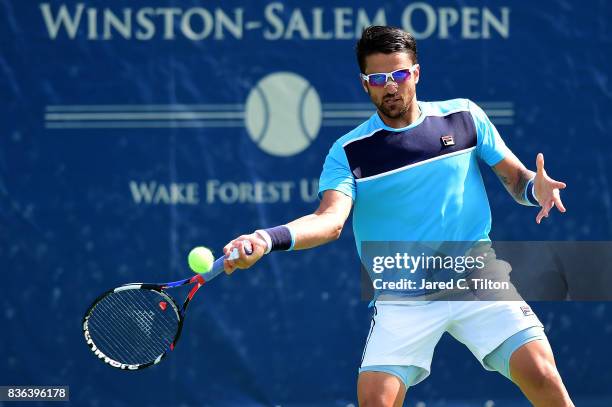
83, 317, 139, 370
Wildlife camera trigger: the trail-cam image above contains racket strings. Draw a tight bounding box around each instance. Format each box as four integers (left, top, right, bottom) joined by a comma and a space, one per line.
93, 294, 162, 360
86, 288, 180, 365
90, 290, 177, 364
110, 290, 178, 358
89, 295, 167, 364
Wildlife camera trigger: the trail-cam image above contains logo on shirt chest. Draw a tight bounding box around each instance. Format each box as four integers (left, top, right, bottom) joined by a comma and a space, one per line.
440, 134, 455, 147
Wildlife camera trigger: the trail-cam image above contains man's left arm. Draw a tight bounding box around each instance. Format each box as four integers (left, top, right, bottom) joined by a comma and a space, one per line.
492, 151, 567, 224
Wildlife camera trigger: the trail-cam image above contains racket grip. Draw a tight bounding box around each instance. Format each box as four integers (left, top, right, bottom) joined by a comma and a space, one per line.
205, 242, 253, 282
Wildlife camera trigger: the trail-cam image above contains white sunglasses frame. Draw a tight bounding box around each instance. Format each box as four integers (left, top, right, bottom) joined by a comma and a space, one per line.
360, 65, 419, 86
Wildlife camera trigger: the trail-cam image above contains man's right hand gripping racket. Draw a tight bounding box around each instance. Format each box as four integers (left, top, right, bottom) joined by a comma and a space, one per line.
82, 243, 251, 370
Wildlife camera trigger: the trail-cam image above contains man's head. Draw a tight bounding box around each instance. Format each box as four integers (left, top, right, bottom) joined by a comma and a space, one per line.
356, 26, 420, 123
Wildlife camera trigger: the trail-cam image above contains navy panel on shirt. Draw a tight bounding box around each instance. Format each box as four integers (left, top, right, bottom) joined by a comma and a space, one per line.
343, 111, 477, 180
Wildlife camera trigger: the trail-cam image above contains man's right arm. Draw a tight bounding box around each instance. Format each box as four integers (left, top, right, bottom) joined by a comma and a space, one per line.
223, 190, 353, 273
286, 189, 353, 249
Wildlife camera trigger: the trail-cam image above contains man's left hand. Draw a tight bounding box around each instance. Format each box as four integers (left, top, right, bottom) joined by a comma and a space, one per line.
534, 153, 567, 224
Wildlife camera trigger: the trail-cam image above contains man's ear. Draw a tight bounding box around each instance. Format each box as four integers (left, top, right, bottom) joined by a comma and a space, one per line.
413, 64, 421, 85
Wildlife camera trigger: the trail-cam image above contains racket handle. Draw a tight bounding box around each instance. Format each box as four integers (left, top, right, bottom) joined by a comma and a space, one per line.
204, 241, 253, 282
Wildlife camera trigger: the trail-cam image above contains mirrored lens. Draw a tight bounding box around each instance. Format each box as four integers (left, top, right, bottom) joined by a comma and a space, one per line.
368, 74, 388, 86
392, 69, 411, 83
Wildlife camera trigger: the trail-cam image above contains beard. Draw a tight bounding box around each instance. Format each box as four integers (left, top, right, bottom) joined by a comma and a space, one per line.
374, 94, 409, 120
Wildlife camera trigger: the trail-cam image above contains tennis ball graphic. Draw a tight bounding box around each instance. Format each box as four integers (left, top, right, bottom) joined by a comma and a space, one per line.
245, 72, 322, 157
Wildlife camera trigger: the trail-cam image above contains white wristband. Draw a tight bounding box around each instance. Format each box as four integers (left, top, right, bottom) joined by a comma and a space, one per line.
524, 177, 539, 206
255, 229, 272, 255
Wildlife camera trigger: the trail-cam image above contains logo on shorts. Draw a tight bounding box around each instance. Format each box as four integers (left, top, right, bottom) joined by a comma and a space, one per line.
520, 305, 533, 316
440, 134, 455, 147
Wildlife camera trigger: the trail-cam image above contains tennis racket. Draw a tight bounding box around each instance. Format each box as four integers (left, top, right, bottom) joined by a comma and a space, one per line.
82, 244, 251, 370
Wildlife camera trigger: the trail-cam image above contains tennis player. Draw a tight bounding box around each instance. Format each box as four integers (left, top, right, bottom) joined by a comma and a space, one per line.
224, 26, 572, 406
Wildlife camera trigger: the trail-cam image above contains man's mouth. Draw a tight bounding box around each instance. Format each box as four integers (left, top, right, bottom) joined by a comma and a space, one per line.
384, 96, 401, 104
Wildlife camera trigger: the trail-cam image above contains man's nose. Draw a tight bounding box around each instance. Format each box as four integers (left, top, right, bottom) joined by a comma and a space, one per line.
385, 80, 399, 94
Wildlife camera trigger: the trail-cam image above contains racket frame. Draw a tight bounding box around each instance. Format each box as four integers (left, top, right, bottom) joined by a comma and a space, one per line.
83, 279, 190, 370
83, 270, 217, 370
83, 247, 245, 370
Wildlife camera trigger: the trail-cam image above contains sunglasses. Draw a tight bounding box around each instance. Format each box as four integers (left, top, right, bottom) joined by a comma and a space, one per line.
360, 65, 418, 87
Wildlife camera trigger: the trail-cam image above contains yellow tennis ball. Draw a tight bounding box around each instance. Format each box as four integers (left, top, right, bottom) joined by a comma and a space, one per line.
188, 247, 214, 274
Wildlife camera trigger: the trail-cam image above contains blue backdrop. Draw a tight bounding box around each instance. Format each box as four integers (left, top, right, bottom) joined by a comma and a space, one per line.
1, 1, 611, 406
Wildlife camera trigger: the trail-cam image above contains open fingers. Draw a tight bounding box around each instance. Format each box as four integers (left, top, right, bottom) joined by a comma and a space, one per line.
536, 207, 546, 224
551, 180, 567, 190
536, 198, 567, 223
536, 200, 553, 224
553, 192, 566, 213
536, 153, 545, 173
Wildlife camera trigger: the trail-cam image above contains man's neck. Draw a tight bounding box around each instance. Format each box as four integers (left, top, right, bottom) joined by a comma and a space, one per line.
378, 99, 421, 129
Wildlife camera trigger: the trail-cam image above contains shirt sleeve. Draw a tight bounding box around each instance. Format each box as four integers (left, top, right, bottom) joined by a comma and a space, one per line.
469, 100, 509, 166
317, 141, 356, 200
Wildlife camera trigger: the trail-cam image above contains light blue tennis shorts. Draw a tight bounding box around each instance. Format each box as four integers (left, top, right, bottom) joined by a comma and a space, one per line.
359, 301, 545, 388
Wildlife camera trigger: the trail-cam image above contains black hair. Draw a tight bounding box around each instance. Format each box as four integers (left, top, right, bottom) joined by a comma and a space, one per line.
355, 26, 418, 73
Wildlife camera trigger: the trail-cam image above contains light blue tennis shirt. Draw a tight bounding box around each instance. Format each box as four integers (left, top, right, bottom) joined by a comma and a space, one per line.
317, 99, 509, 297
